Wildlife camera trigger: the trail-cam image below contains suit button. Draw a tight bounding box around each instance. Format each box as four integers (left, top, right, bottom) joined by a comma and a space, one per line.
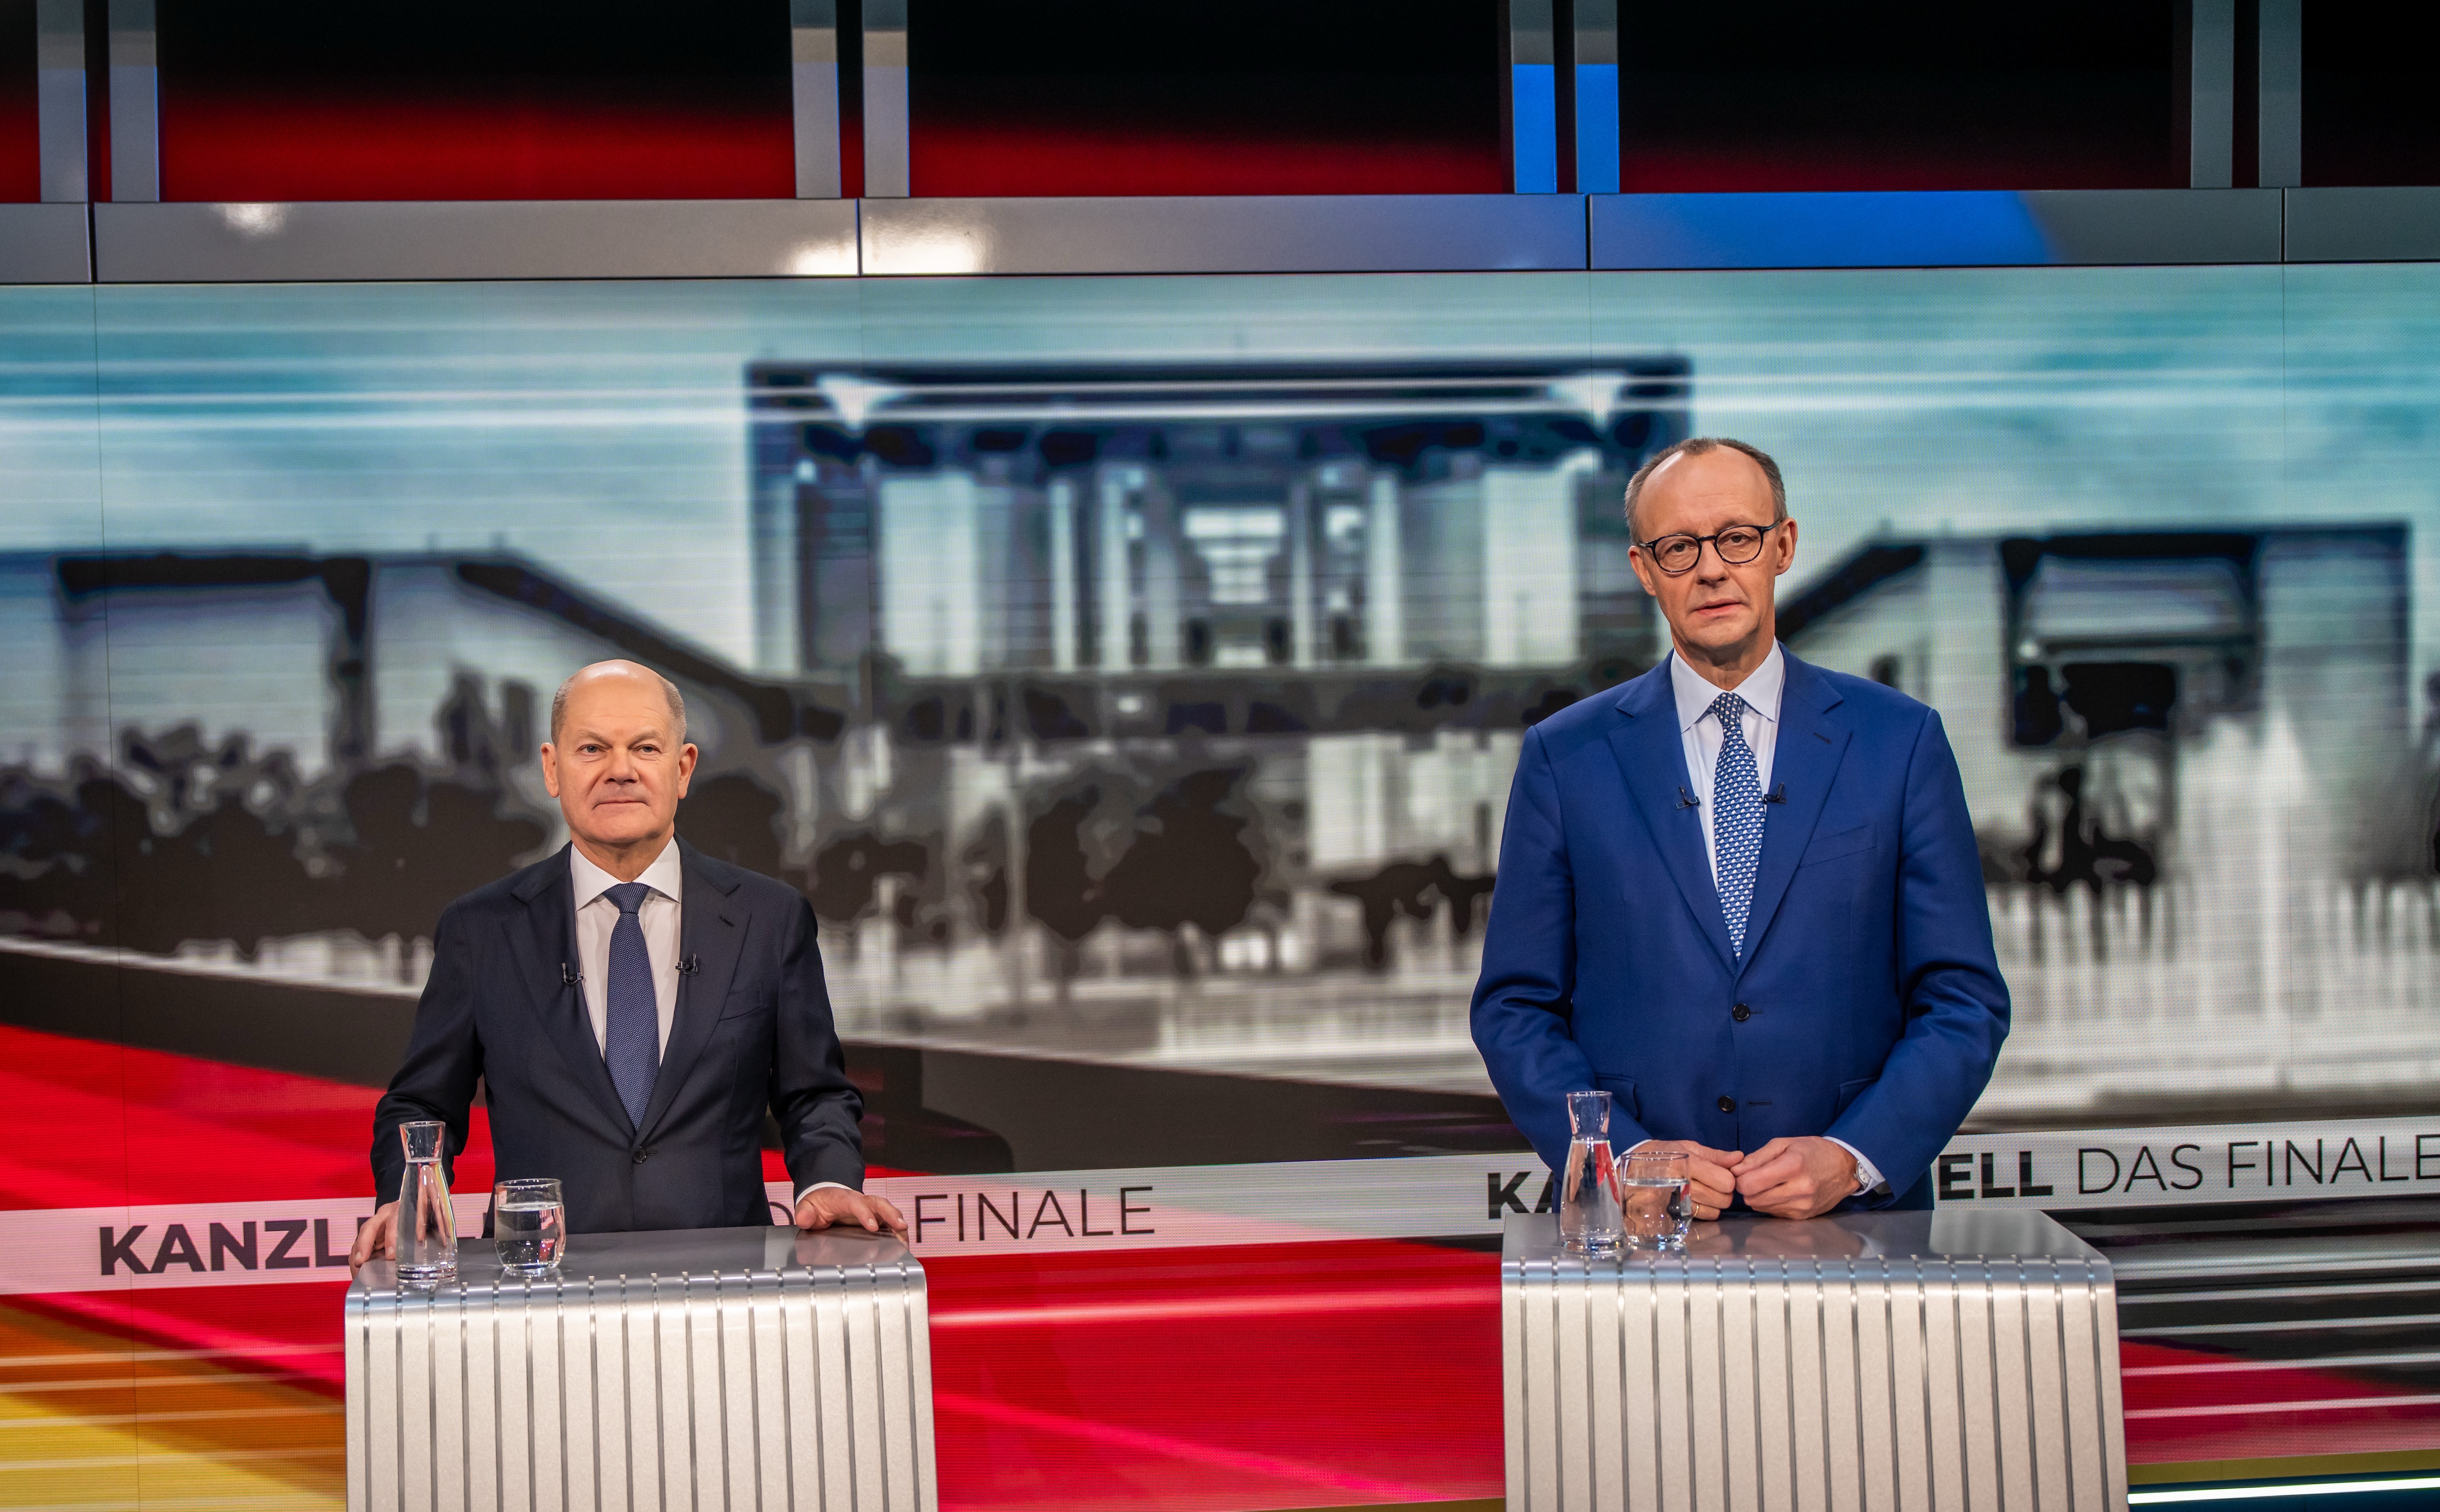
1717, 1096, 1736, 1114
634, 1148, 650, 1164
1732, 1004, 1752, 1022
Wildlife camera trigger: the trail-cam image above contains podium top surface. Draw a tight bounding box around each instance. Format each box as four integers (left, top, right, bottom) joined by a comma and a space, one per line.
1501, 1208, 2107, 1275
350, 1224, 919, 1303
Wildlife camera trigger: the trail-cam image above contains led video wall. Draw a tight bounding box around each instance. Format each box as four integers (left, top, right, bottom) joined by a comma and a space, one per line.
3, 263, 2438, 1508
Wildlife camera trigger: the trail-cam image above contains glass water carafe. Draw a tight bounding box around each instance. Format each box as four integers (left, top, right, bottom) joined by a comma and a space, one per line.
395, 1120, 458, 1281
1559, 1090, 1625, 1255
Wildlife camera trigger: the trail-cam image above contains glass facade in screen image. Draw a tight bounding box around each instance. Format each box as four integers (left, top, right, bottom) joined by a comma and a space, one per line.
740, 356, 1691, 1094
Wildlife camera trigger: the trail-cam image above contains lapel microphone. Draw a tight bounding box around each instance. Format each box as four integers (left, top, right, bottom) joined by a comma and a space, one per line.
677, 955, 701, 975
1676, 786, 1699, 809
1765, 783, 1787, 804
560, 962, 581, 987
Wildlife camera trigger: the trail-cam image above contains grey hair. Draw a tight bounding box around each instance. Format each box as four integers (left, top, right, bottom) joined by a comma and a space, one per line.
1623, 436, 1789, 542
549, 662, 688, 746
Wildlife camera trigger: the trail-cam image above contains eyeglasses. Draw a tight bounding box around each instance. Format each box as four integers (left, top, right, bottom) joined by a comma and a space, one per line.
1637, 521, 1782, 576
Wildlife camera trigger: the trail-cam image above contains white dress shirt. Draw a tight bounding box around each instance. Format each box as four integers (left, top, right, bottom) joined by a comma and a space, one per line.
1645, 644, 1884, 1198
569, 841, 845, 1205
570, 840, 684, 1057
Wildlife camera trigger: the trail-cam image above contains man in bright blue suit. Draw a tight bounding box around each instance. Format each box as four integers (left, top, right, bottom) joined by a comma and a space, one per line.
1471, 438, 2009, 1218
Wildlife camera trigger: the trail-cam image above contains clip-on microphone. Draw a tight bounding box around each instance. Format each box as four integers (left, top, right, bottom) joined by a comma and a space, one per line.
560, 962, 581, 987
1676, 786, 1700, 810
677, 955, 701, 975
1764, 782, 1786, 804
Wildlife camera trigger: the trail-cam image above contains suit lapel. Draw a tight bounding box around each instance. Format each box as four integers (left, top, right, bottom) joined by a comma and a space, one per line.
1736, 652, 1852, 972
636, 840, 747, 1143
1606, 663, 1738, 975
503, 848, 635, 1137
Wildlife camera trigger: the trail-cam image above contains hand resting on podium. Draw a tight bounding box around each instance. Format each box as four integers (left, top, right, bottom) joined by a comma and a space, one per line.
349, 1203, 399, 1275
1609, 1136, 1860, 1229
1610, 1131, 1854, 1229
794, 1186, 908, 1237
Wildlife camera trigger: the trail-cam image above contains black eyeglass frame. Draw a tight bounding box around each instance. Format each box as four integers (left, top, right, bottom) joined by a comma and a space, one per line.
1634, 519, 1786, 576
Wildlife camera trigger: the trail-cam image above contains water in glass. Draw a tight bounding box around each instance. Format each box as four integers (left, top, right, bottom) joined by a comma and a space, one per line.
1559, 1090, 1624, 1255
1621, 1150, 1694, 1251
394, 1120, 457, 1282
492, 1179, 566, 1275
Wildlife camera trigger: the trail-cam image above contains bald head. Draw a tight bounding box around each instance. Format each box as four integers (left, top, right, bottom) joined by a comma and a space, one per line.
541, 660, 697, 878
550, 661, 686, 747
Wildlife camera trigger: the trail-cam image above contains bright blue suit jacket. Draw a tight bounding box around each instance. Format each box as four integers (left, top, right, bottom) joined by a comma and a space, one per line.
1470, 648, 2009, 1210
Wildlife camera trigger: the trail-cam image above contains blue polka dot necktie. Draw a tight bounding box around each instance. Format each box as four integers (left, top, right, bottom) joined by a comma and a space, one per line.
602, 881, 660, 1128
1710, 691, 1766, 959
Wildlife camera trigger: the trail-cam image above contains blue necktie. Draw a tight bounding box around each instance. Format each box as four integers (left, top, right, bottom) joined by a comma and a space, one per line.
1710, 691, 1766, 959
602, 881, 660, 1128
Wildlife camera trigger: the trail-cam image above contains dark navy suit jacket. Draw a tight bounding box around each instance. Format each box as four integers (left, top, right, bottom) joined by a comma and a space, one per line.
371, 840, 865, 1233
1469, 649, 2009, 1209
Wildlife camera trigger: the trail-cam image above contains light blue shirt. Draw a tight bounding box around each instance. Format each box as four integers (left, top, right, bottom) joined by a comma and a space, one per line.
1669, 643, 1784, 886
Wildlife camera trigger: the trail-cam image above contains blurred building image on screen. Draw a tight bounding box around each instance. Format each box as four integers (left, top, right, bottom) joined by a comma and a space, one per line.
732, 358, 1688, 1089
3, 348, 2436, 1128
1782, 526, 2433, 1122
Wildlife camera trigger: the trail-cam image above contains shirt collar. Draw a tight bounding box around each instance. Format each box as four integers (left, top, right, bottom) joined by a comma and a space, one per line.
569, 836, 684, 910
1669, 642, 1786, 734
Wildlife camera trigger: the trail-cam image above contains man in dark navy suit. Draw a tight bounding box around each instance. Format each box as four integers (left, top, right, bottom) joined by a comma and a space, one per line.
352, 660, 902, 1268
1471, 439, 2009, 1218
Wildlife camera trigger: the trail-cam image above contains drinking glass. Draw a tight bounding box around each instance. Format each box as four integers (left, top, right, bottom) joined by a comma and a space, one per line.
394, 1120, 458, 1282
492, 1179, 568, 1275
1559, 1090, 1624, 1255
1621, 1149, 1695, 1251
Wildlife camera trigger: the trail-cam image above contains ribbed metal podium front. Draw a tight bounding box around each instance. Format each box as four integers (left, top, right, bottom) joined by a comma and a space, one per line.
346, 1226, 936, 1512
1502, 1209, 2125, 1512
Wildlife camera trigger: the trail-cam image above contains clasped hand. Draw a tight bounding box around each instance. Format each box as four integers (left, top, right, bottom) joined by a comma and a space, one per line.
1636, 1135, 1858, 1221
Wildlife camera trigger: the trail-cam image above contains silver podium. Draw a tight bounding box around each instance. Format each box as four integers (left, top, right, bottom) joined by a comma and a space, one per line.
346, 1226, 937, 1512
1502, 1209, 2126, 1512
